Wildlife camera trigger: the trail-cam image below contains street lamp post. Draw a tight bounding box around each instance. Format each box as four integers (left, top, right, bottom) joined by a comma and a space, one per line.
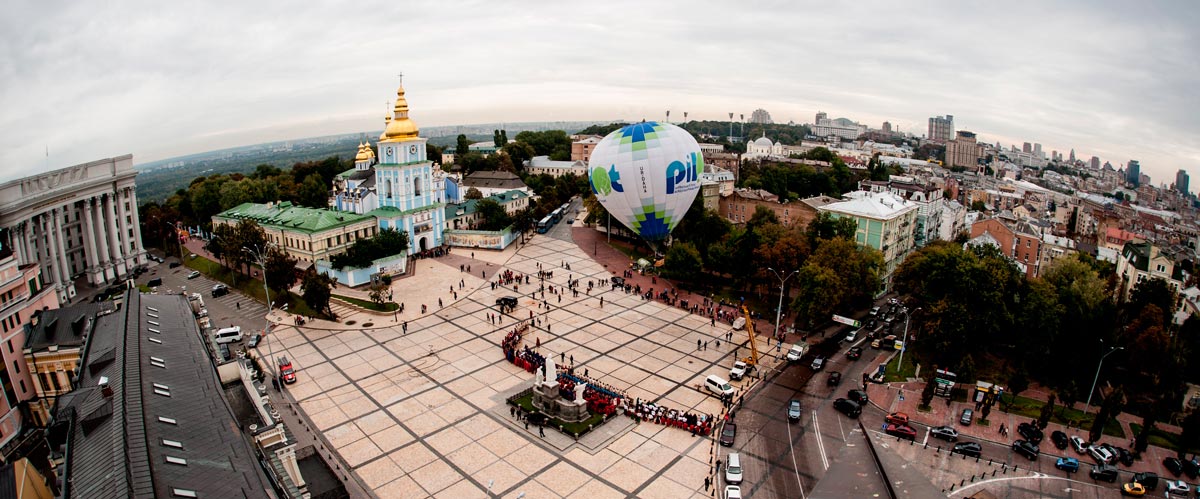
766, 268, 799, 340
896, 307, 922, 373
1084, 343, 1124, 415
243, 243, 279, 383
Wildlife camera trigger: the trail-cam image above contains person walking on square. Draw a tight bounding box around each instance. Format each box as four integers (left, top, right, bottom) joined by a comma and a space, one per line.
539, 424, 546, 438
704, 476, 710, 491
697, 339, 702, 350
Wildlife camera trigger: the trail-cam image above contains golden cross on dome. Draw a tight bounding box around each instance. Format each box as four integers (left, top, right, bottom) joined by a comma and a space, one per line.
397, 72, 403, 86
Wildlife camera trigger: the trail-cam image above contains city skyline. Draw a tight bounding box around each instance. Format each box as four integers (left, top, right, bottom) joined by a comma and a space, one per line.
2, 1, 1197, 183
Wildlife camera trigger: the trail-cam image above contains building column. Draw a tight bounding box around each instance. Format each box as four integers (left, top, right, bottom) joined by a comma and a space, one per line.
10, 221, 25, 265
103, 194, 122, 278
81, 198, 103, 285
126, 187, 146, 262
93, 198, 113, 282
44, 212, 64, 291
112, 190, 129, 276
52, 207, 75, 299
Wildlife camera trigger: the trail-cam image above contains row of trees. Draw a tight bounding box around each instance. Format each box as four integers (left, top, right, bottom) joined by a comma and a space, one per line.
329, 229, 409, 269
895, 241, 1200, 452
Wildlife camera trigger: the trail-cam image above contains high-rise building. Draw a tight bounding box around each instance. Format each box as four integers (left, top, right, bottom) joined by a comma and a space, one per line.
1176, 169, 1189, 195
814, 111, 827, 124
1023, 142, 1032, 153
945, 131, 982, 170
928, 115, 954, 142
882, 121, 893, 134
748, 108, 772, 124
1033, 143, 1043, 158
1090, 156, 1101, 169
1127, 160, 1141, 186
1069, 149, 1076, 162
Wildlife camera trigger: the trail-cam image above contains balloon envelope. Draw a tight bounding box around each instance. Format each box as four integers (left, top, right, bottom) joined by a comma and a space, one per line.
587, 122, 703, 241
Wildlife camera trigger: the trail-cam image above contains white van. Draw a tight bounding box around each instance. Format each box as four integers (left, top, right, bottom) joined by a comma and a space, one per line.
705, 375, 735, 397
213, 326, 243, 344
844, 328, 861, 343
725, 452, 742, 484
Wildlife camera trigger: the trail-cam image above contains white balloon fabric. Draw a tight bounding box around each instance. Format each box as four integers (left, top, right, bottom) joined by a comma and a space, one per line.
587, 122, 703, 241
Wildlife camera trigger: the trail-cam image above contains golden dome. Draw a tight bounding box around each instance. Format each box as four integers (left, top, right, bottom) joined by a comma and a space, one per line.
354, 142, 372, 162
381, 83, 420, 141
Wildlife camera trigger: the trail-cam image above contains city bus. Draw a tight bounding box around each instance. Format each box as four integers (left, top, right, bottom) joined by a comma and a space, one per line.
549, 208, 564, 224
536, 215, 554, 234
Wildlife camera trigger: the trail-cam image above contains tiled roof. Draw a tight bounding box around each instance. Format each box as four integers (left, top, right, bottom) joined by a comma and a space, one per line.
24, 302, 112, 352
215, 201, 373, 234
462, 171, 528, 191
445, 190, 530, 219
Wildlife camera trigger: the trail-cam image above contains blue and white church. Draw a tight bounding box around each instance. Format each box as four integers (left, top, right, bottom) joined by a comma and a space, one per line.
330, 81, 446, 253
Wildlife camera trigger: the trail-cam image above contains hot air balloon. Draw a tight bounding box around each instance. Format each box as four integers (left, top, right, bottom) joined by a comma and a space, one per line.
587, 121, 703, 243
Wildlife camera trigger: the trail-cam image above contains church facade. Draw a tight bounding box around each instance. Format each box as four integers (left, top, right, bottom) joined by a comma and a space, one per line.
329, 82, 446, 254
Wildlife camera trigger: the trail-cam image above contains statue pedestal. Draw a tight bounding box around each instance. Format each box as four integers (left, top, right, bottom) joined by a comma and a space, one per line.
532, 383, 590, 423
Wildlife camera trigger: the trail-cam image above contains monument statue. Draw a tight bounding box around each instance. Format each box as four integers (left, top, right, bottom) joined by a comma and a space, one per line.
542, 355, 557, 386
574, 383, 587, 404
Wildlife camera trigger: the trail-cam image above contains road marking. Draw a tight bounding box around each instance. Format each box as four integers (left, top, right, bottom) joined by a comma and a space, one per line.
948, 474, 1101, 497
784, 413, 807, 499
811, 410, 829, 470
922, 429, 930, 446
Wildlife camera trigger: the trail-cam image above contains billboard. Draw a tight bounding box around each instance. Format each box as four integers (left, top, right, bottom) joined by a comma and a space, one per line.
831, 314, 861, 328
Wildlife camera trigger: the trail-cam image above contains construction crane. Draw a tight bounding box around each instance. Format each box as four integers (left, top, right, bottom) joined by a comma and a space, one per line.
740, 305, 760, 368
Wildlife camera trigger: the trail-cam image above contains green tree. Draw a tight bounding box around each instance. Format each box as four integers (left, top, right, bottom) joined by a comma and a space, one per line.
1134, 413, 1155, 454
1090, 388, 1125, 444
456, 134, 471, 159
329, 229, 409, 269
1177, 410, 1200, 458
297, 173, 328, 208
662, 242, 702, 281
464, 187, 483, 200
920, 369, 937, 409
301, 272, 335, 317
263, 246, 299, 293
514, 130, 571, 160
1005, 370, 1029, 411
368, 282, 389, 306
805, 212, 857, 246
474, 199, 513, 231
493, 129, 503, 148
1038, 394, 1056, 429
502, 142, 536, 169
970, 200, 986, 211
791, 263, 841, 328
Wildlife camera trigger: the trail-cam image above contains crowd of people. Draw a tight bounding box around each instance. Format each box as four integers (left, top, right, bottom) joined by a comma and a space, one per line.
411, 245, 451, 260
621, 398, 715, 436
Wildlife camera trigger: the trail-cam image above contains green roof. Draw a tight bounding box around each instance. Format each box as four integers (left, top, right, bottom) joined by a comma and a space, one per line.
214, 202, 373, 234
366, 202, 446, 219
336, 168, 357, 179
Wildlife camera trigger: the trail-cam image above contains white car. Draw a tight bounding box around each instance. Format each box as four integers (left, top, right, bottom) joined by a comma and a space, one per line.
729, 361, 750, 380
1086, 444, 1114, 465
1069, 435, 1087, 453
725, 452, 742, 484
1166, 480, 1191, 495
723, 485, 741, 499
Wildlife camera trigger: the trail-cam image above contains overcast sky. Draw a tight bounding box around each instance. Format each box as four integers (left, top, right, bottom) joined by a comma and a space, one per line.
2, 1, 1197, 185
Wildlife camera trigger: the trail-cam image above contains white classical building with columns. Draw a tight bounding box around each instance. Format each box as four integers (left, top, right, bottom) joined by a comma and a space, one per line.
0, 155, 146, 302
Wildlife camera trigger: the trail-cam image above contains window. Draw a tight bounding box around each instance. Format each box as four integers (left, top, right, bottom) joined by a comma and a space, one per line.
172, 489, 197, 498
386, 180, 393, 198
414, 177, 422, 196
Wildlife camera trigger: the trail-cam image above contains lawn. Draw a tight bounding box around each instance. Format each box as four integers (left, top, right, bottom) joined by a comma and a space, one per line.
333, 294, 399, 312
1129, 423, 1191, 453
883, 350, 918, 382
185, 254, 324, 319
1002, 395, 1125, 438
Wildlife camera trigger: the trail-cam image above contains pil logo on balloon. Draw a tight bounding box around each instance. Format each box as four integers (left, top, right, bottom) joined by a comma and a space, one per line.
665, 152, 704, 194
590, 165, 623, 196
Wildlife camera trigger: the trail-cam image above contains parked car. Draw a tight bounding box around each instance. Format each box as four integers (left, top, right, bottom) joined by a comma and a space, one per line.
720, 423, 737, 447
1131, 471, 1159, 491
1017, 422, 1043, 444
1115, 446, 1134, 467
186, 270, 201, 279
885, 412, 909, 425
833, 398, 861, 418
787, 400, 801, 423
729, 361, 750, 380
725, 452, 742, 485
959, 408, 974, 426
786, 343, 808, 362
1088, 444, 1116, 465
1012, 440, 1040, 460
278, 357, 297, 384
1183, 457, 1200, 479
810, 356, 825, 371
846, 346, 863, 360
1166, 480, 1191, 496
931, 426, 959, 442
247, 334, 262, 348
1163, 457, 1184, 477
1070, 435, 1088, 454
169, 261, 182, 268
847, 389, 869, 405
1121, 482, 1146, 496
827, 371, 842, 386
723, 485, 741, 499
147, 277, 163, 287
1050, 430, 1069, 450
1055, 457, 1080, 473
212, 284, 229, 297
1090, 464, 1119, 482
885, 424, 917, 441
951, 441, 982, 458
870, 306, 880, 316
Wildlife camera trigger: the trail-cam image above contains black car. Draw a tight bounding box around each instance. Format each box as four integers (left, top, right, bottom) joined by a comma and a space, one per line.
833, 398, 861, 418
1183, 457, 1200, 479
169, 261, 182, 268
952, 441, 982, 458
847, 389, 869, 405
1115, 447, 1134, 467
496, 296, 518, 308
610, 276, 625, 288
827, 372, 842, 386
1017, 422, 1043, 444
1163, 457, 1184, 477
1090, 463, 1119, 483
846, 347, 863, 360
1012, 440, 1040, 460
1132, 471, 1159, 491
1050, 430, 1069, 450
787, 400, 801, 423
720, 423, 737, 446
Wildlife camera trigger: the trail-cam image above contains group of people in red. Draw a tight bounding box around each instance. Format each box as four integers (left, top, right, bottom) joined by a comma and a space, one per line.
621, 397, 715, 437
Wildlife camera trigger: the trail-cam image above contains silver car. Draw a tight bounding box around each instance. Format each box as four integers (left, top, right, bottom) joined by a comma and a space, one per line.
931, 426, 959, 441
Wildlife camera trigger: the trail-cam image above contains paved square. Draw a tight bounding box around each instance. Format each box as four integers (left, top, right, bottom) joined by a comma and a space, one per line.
273, 234, 781, 498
